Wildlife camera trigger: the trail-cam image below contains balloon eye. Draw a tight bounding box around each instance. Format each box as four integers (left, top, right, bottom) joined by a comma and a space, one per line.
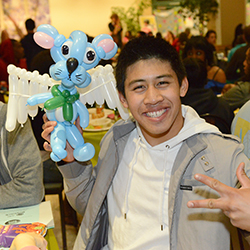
62, 45, 69, 55
87, 51, 95, 61
83, 47, 96, 64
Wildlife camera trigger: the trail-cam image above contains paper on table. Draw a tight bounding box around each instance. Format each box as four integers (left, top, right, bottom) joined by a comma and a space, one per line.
0, 201, 54, 229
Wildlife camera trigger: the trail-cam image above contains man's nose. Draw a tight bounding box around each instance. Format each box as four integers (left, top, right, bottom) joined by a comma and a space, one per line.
144, 86, 163, 105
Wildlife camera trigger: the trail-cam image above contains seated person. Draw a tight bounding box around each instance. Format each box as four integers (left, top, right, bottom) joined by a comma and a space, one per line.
42, 37, 250, 249
221, 47, 250, 111
226, 25, 250, 82
0, 101, 44, 208
181, 57, 234, 133
0, 38, 26, 86
182, 36, 226, 94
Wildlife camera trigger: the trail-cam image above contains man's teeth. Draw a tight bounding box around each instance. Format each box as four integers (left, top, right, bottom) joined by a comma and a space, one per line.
146, 109, 166, 118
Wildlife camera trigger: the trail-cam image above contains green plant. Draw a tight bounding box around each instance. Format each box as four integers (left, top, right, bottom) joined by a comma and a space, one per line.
179, 0, 219, 34
111, 0, 151, 36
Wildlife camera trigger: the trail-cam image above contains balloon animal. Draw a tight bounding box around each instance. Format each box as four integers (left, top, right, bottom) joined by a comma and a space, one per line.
6, 24, 128, 162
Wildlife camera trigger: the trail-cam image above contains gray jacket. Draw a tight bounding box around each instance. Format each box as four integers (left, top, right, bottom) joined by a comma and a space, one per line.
59, 119, 250, 250
0, 102, 44, 208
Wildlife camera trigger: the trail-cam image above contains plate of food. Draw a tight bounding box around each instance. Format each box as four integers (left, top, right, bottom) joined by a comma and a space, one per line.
84, 108, 115, 131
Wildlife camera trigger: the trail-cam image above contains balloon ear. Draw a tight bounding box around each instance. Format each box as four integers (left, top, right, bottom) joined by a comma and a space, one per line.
34, 32, 55, 49
93, 34, 118, 60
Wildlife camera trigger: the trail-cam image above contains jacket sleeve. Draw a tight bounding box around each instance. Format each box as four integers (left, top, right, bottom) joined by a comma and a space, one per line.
58, 160, 96, 216
0, 119, 44, 208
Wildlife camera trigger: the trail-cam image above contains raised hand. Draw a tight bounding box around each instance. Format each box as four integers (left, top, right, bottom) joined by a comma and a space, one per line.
187, 162, 250, 231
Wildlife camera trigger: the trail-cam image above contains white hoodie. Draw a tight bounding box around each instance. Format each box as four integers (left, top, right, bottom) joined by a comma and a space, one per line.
106, 105, 220, 250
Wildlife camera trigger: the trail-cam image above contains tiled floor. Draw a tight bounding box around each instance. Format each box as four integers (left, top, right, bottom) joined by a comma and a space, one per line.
45, 194, 79, 250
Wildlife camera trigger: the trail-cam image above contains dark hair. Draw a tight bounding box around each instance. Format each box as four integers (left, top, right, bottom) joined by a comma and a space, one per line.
115, 36, 186, 97
244, 25, 250, 44
25, 18, 35, 30
183, 57, 207, 88
182, 36, 214, 66
110, 13, 119, 20
156, 32, 162, 39
205, 30, 216, 39
232, 23, 243, 47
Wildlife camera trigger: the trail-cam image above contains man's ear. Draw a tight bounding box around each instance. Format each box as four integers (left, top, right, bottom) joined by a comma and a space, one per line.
180, 77, 189, 97
119, 92, 129, 109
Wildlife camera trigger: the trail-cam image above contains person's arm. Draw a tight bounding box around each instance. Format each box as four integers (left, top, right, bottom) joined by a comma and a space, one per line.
9, 232, 47, 250
187, 162, 250, 232
42, 114, 96, 215
220, 82, 250, 111
213, 68, 227, 83
0, 118, 44, 208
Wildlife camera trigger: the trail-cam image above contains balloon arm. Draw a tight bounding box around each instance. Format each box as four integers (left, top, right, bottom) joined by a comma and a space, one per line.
75, 100, 89, 129
27, 92, 53, 106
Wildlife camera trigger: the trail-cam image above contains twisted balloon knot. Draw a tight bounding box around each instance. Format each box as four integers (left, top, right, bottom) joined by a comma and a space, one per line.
44, 84, 80, 121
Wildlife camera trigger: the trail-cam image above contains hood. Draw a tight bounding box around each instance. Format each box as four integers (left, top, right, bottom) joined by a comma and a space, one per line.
163, 105, 221, 149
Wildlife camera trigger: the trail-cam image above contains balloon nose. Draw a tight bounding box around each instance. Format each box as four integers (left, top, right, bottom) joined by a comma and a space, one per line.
67, 58, 79, 75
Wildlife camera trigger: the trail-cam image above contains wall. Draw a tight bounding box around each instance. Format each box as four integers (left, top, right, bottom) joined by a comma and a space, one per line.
217, 0, 246, 46
48, 0, 151, 38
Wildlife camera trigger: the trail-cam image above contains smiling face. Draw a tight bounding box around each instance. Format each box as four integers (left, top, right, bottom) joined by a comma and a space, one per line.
119, 58, 188, 146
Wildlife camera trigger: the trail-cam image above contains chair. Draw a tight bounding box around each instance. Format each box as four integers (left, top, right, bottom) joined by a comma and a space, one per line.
44, 182, 67, 250
200, 113, 231, 134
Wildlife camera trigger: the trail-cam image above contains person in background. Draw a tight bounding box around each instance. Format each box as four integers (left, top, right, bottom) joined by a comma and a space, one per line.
9, 232, 47, 250
108, 13, 123, 49
155, 32, 162, 39
184, 27, 191, 39
205, 29, 217, 48
181, 57, 234, 133
141, 19, 152, 35
187, 163, 250, 233
165, 30, 175, 45
0, 101, 44, 208
182, 35, 226, 94
21, 18, 45, 71
0, 38, 26, 89
226, 25, 250, 82
232, 23, 244, 48
205, 29, 218, 65
227, 34, 246, 62
221, 47, 250, 111
172, 31, 189, 55
42, 36, 250, 249
122, 30, 133, 46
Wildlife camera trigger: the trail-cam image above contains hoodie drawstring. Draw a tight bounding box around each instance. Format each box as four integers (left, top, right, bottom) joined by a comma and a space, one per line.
123, 137, 141, 220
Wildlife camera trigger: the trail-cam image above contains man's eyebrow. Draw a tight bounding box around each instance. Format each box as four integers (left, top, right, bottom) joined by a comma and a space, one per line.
128, 74, 174, 86
156, 74, 174, 79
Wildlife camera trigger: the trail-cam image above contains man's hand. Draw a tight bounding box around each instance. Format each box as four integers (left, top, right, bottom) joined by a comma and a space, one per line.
187, 162, 250, 231
41, 114, 82, 162
9, 232, 47, 250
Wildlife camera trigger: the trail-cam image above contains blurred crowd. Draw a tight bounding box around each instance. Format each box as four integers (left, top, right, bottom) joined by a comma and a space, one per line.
108, 13, 250, 133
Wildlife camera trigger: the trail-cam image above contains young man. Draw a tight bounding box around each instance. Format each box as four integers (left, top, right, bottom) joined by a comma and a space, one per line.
42, 37, 250, 250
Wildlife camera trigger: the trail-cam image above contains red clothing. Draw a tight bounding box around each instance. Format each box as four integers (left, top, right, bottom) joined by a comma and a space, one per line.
0, 39, 27, 84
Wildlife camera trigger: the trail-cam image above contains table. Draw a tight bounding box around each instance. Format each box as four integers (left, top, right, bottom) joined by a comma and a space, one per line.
45, 229, 59, 250
83, 130, 108, 166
